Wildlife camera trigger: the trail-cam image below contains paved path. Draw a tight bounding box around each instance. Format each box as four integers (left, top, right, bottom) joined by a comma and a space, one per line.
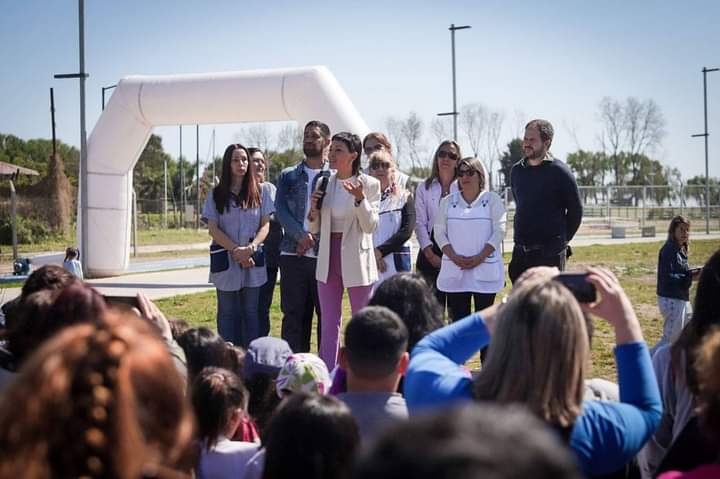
1, 233, 716, 305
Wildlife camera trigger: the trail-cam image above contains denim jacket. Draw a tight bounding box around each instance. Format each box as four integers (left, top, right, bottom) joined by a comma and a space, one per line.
275, 160, 330, 254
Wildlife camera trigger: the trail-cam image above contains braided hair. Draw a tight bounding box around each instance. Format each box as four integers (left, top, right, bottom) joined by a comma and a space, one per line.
0, 311, 195, 479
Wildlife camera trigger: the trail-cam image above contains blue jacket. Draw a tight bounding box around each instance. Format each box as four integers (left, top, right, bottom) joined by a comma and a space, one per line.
404, 313, 662, 477
274, 160, 330, 254
656, 240, 692, 301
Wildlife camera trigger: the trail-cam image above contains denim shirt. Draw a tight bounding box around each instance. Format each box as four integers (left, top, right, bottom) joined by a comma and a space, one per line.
275, 160, 330, 254
656, 239, 692, 301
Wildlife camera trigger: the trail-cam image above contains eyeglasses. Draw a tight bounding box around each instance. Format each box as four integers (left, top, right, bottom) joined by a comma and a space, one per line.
456, 169, 477, 178
438, 151, 459, 161
370, 161, 392, 171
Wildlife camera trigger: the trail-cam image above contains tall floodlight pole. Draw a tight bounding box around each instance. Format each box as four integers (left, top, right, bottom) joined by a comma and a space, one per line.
54, 0, 89, 275
437, 24, 471, 141
692, 66, 718, 235
196, 124, 200, 230
180, 125, 185, 227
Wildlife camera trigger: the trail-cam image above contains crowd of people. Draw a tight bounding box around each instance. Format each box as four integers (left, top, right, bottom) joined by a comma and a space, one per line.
0, 118, 718, 479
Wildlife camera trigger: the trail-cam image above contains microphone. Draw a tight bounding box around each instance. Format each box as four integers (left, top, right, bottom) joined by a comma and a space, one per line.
315, 175, 329, 209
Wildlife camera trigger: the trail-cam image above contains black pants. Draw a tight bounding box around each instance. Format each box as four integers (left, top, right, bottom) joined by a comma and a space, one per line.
279, 255, 321, 353
446, 292, 495, 362
508, 246, 567, 285
257, 265, 278, 337
446, 292, 496, 322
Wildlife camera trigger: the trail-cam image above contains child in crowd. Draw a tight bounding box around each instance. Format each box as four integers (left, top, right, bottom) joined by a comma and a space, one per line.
62, 246, 83, 279
191, 367, 260, 479
654, 216, 701, 354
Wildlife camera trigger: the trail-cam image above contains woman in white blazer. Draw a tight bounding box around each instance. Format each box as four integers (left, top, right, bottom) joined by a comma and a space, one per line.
308, 132, 380, 368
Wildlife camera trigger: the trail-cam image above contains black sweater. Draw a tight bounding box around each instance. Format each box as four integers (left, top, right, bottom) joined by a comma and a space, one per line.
376, 195, 416, 257
510, 158, 583, 249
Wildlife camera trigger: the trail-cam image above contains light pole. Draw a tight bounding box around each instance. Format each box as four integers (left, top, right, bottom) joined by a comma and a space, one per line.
101, 84, 117, 110
437, 23, 471, 141
54, 0, 88, 276
691, 66, 718, 234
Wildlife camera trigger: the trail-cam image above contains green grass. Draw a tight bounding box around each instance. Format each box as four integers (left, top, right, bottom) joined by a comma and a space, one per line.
137, 228, 209, 245
156, 239, 719, 381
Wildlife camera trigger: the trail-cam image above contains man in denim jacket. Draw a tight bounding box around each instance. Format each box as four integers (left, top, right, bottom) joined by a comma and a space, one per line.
275, 121, 331, 352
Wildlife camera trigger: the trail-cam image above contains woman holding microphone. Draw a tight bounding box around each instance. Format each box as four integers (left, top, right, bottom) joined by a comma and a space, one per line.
434, 157, 506, 321
307, 132, 380, 368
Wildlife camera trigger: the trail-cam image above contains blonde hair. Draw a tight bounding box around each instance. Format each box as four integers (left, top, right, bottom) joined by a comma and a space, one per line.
0, 312, 195, 479
474, 280, 589, 432
369, 150, 406, 199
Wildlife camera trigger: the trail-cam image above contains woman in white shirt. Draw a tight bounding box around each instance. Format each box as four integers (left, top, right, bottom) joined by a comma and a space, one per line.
367, 150, 415, 290
308, 132, 380, 368
434, 157, 506, 322
414, 140, 461, 313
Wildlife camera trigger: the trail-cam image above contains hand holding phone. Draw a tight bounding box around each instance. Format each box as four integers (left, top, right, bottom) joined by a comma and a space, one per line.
554, 273, 597, 303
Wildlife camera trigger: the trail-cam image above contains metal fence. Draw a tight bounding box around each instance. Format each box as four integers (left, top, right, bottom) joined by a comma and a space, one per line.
501, 185, 720, 236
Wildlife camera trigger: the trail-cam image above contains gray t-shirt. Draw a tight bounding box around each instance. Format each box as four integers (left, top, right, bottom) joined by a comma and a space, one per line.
202, 186, 275, 291
337, 391, 408, 442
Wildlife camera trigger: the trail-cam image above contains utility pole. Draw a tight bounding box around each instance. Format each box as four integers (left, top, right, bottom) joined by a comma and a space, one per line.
196, 124, 200, 230
50, 88, 57, 157
101, 84, 117, 111
53, 0, 89, 275
179, 125, 185, 228
692, 66, 718, 234
437, 23, 471, 141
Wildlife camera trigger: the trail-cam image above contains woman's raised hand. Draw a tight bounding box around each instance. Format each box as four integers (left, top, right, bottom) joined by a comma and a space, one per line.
342, 179, 364, 201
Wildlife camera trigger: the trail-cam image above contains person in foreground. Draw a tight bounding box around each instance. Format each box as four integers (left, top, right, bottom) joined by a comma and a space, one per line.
352, 403, 581, 479
404, 266, 662, 477
658, 329, 720, 478
337, 306, 409, 442
0, 311, 195, 479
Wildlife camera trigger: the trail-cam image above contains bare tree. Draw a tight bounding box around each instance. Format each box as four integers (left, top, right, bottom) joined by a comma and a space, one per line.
385, 116, 404, 167
597, 97, 626, 185
484, 111, 505, 190
235, 123, 272, 153
512, 109, 527, 139
400, 112, 425, 170
624, 97, 665, 183
277, 123, 303, 152
430, 117, 451, 145
460, 103, 487, 157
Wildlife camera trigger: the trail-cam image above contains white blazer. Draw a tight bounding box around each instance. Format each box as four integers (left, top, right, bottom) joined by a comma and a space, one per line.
310, 173, 381, 288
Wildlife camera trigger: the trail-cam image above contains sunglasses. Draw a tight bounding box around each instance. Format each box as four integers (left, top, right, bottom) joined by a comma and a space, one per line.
438, 151, 459, 161
456, 169, 477, 178
370, 161, 392, 171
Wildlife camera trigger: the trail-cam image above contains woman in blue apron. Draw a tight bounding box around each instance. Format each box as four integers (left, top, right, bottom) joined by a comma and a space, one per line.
434, 157, 506, 322
202, 144, 275, 347
368, 150, 415, 292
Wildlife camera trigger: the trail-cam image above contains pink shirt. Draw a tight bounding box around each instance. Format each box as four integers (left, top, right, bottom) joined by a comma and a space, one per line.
659, 465, 720, 479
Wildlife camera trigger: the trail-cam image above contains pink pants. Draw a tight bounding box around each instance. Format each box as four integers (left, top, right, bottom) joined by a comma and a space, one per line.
318, 236, 373, 368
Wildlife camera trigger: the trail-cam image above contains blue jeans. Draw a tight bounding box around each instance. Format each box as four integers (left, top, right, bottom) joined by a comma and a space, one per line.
216, 287, 260, 348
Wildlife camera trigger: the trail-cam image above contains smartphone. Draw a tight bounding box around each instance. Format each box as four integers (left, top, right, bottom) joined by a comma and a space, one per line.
104, 295, 140, 309
554, 273, 597, 303
315, 175, 329, 209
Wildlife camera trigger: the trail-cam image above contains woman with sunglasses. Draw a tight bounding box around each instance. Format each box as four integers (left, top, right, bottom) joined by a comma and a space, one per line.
434, 157, 506, 323
202, 144, 275, 348
307, 132, 380, 368
414, 141, 462, 311
368, 150, 416, 289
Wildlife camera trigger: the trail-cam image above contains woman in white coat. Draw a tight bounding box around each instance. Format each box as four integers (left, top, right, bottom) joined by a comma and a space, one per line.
367, 150, 415, 290
434, 157, 506, 323
308, 132, 380, 368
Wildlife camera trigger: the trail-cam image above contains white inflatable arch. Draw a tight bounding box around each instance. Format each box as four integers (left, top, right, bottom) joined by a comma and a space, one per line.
85, 66, 369, 277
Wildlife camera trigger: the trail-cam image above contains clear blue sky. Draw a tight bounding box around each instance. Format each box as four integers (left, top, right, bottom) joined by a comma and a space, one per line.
1, 0, 718, 180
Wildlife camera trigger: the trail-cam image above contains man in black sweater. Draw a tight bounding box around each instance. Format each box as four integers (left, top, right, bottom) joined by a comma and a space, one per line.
508, 119, 583, 284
